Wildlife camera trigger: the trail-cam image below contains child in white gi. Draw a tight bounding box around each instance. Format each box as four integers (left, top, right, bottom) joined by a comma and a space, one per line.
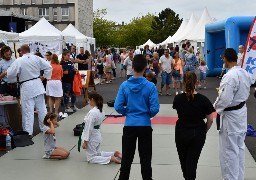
42, 112, 70, 159
81, 92, 122, 164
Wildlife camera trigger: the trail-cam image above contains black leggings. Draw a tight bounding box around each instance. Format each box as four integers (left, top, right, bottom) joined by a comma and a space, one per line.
175, 125, 206, 180
118, 126, 153, 180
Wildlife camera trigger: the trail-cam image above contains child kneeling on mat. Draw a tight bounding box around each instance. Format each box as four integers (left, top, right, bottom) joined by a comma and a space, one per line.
42, 112, 70, 159
81, 92, 122, 164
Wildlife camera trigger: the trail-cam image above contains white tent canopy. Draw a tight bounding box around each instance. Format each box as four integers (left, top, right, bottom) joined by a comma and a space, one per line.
175, 13, 197, 43
139, 39, 157, 49
62, 24, 96, 52
170, 19, 189, 44
160, 36, 172, 46
183, 8, 213, 42
19, 17, 74, 43
0, 30, 19, 42
63, 24, 88, 43
19, 17, 76, 55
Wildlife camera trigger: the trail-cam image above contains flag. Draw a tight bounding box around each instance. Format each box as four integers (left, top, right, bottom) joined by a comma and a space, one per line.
242, 17, 256, 80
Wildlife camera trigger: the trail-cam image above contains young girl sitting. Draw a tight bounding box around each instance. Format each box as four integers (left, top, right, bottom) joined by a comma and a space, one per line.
42, 112, 70, 159
81, 92, 122, 164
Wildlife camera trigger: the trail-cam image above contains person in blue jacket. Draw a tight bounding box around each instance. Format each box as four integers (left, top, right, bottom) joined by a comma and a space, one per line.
114, 54, 160, 180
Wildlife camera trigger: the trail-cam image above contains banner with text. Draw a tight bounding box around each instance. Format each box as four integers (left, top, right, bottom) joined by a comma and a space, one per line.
242, 17, 256, 80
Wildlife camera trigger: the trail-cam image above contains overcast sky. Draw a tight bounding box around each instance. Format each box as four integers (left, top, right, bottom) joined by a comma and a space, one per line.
94, 0, 255, 24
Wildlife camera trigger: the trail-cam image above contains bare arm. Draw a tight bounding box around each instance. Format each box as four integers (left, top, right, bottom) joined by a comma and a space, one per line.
46, 120, 55, 134
206, 113, 213, 132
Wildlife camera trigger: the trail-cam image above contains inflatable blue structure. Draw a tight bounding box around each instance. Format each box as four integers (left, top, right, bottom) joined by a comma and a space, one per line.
205, 16, 254, 76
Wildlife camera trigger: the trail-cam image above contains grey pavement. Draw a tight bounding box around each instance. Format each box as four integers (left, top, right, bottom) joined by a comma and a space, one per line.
0, 104, 256, 180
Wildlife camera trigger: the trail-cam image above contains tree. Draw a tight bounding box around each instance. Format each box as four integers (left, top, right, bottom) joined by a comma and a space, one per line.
93, 9, 116, 47
150, 8, 182, 44
119, 14, 155, 48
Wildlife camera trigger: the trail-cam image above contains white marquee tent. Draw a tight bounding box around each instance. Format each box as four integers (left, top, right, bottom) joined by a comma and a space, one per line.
183, 8, 213, 42
63, 24, 96, 53
19, 17, 75, 55
160, 19, 189, 46
139, 39, 157, 49
0, 30, 19, 42
175, 13, 197, 43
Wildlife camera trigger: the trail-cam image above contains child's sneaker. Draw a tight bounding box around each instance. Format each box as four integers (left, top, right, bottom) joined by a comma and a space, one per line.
42, 154, 49, 159
65, 107, 74, 113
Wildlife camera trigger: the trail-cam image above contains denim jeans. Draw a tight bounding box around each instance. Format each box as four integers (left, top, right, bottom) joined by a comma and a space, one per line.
62, 82, 76, 107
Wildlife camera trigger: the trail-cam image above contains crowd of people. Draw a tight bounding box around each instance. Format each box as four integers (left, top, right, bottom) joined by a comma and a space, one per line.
0, 41, 253, 180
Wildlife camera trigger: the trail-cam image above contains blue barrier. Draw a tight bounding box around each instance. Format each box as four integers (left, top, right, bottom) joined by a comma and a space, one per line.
204, 16, 254, 76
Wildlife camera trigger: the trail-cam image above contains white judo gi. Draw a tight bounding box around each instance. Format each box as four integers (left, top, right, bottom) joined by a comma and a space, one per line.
82, 107, 114, 164
214, 66, 254, 180
7, 53, 52, 135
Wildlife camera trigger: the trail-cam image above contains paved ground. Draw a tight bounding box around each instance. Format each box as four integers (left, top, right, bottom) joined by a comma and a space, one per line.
0, 104, 256, 180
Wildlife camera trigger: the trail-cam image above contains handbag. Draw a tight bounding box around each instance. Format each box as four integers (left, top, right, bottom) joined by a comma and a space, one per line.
172, 70, 181, 77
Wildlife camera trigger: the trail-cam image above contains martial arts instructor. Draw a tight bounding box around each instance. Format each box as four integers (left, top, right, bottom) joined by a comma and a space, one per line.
214, 48, 254, 180
7, 44, 52, 136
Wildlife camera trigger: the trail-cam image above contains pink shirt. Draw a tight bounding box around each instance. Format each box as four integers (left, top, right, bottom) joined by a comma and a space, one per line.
199, 65, 208, 73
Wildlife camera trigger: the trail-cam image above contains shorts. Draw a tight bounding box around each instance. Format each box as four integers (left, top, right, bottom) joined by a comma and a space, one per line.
200, 72, 206, 81
104, 65, 112, 73
120, 64, 124, 70
161, 72, 171, 86
174, 75, 182, 82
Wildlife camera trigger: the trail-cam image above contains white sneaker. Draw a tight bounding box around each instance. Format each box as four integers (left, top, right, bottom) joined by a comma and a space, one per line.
106, 81, 110, 84
65, 107, 74, 113
71, 105, 79, 111
204, 87, 207, 89
176, 91, 178, 95
62, 113, 68, 118
180, 91, 183, 93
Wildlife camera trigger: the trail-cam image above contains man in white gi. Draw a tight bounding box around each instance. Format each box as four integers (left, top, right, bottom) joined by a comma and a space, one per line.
7, 44, 52, 136
214, 48, 254, 180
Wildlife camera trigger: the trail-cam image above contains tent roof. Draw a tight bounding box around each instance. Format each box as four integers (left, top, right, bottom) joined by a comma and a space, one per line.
175, 13, 197, 42
160, 36, 172, 45
19, 17, 74, 42
140, 39, 157, 48
0, 30, 19, 41
184, 8, 213, 42
62, 24, 88, 42
169, 19, 189, 44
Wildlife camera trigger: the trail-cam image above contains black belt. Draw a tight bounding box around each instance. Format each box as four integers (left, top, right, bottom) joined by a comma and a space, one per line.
224, 101, 246, 111
19, 77, 40, 85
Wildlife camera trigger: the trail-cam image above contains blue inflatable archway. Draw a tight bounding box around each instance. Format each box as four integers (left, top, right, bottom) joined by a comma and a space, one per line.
205, 16, 254, 76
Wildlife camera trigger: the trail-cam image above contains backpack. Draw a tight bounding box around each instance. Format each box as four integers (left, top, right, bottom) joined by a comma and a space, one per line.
107, 100, 115, 107
73, 122, 85, 136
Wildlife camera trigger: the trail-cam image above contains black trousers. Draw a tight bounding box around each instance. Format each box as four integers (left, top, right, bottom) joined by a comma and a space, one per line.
112, 68, 116, 77
175, 125, 206, 180
118, 126, 153, 180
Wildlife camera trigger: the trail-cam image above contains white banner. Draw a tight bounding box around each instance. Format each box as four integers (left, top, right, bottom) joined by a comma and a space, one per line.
242, 17, 256, 79
27, 42, 61, 57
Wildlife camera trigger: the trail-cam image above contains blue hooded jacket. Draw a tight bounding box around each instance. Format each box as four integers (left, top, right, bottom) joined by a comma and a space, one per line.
114, 76, 160, 126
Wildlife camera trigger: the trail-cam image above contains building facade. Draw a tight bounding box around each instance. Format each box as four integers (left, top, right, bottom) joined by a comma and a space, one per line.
0, 0, 93, 37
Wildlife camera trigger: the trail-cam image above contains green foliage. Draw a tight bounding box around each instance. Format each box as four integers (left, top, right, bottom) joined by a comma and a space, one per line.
93, 8, 182, 48
93, 8, 116, 47
150, 8, 182, 44
118, 14, 155, 48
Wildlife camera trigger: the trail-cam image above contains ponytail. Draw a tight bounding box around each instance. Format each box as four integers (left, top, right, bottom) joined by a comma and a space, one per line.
183, 72, 197, 101
88, 92, 103, 112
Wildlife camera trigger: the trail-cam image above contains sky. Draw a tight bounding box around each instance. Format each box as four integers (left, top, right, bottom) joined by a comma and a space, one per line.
93, 0, 255, 24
